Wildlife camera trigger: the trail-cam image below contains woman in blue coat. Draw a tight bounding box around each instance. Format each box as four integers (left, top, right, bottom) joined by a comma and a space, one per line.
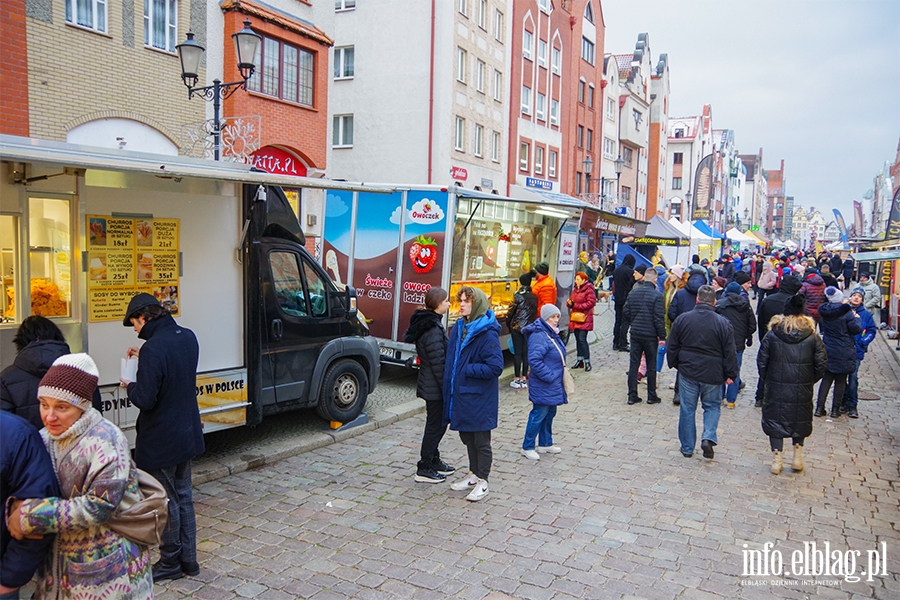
815, 287, 863, 418
521, 304, 568, 460
443, 287, 503, 502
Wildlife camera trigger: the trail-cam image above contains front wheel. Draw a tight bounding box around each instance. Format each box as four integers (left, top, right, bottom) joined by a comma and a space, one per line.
316, 359, 369, 422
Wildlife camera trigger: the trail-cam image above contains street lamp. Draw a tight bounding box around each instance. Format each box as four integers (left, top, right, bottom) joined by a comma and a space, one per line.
684, 191, 692, 222
176, 19, 262, 160
582, 156, 607, 208
614, 155, 625, 211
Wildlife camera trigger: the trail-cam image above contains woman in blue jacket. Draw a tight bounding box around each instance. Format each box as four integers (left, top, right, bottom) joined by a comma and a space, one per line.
815, 287, 863, 418
521, 304, 568, 460
443, 287, 503, 502
841, 287, 877, 418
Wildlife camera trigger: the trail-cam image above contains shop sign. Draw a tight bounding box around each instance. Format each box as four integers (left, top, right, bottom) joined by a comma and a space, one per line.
557, 231, 577, 272
250, 146, 307, 177
451, 166, 468, 180
481, 178, 494, 188
630, 236, 690, 247
526, 177, 553, 191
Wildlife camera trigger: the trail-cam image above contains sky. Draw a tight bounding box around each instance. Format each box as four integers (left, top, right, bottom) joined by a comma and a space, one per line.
601, 0, 900, 222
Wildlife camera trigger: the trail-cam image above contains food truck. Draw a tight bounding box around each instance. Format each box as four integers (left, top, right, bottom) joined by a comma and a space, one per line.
0, 135, 382, 438
320, 186, 587, 363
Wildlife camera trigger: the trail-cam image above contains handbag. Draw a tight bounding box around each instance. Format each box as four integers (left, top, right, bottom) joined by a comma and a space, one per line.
107, 468, 169, 547
570, 311, 587, 324
545, 332, 575, 395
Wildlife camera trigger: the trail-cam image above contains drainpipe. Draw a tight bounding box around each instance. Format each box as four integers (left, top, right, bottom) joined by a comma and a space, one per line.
427, 0, 436, 184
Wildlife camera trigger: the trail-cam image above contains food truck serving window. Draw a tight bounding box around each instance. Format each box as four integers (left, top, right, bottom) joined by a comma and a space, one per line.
28, 198, 72, 319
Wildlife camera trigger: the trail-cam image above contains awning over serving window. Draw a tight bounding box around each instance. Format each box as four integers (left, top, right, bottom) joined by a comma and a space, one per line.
850, 249, 900, 262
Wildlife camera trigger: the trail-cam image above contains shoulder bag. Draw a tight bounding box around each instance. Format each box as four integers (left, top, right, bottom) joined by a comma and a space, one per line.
107, 468, 169, 547
545, 332, 575, 395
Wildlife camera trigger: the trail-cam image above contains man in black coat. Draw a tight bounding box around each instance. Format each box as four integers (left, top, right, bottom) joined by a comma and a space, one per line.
716, 283, 758, 408
623, 268, 667, 405
612, 254, 637, 351
667, 285, 738, 459
120, 293, 204, 583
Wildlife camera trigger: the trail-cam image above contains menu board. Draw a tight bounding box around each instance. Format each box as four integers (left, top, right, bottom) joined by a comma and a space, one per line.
86, 216, 180, 322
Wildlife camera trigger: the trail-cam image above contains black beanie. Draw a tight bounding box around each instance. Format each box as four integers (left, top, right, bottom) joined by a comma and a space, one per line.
779, 276, 802, 295
734, 271, 751, 285
535, 262, 550, 275
784, 294, 806, 317
519, 272, 533, 287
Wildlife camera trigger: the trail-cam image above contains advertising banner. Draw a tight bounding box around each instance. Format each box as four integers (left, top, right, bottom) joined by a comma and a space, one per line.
195, 368, 248, 432
853, 201, 864, 236
557, 231, 577, 272
832, 209, 849, 244
86, 215, 179, 322
887, 188, 900, 240
691, 154, 714, 221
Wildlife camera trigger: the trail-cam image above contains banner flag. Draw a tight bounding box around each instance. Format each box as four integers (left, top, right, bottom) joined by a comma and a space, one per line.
691, 154, 714, 221
853, 201, 863, 236
832, 209, 849, 244
887, 188, 900, 241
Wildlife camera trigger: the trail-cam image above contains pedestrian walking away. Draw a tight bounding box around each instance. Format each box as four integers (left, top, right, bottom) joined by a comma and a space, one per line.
567, 271, 597, 371
119, 292, 204, 583
612, 254, 637, 351
520, 304, 568, 460
716, 282, 757, 409
666, 263, 709, 404
443, 287, 504, 502
403, 287, 455, 484
506, 272, 539, 389
841, 287, 877, 418
815, 287, 863, 418
624, 267, 667, 405
757, 295, 827, 474
667, 285, 738, 459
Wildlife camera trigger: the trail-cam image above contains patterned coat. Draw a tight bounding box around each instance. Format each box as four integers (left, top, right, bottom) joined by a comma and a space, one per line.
18, 409, 153, 600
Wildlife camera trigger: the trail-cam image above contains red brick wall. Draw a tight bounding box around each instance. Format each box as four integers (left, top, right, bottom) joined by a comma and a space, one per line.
223, 11, 329, 170
0, 0, 29, 136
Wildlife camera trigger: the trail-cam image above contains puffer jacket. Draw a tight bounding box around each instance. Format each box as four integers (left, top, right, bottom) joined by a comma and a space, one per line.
667, 303, 738, 385
758, 314, 827, 440
799, 274, 827, 321
850, 304, 877, 359
667, 270, 707, 324
403, 309, 447, 403
859, 278, 881, 312
443, 311, 504, 431
720, 260, 736, 283
1, 340, 71, 429
715, 292, 757, 351
523, 318, 568, 406
624, 281, 666, 341
842, 258, 855, 281
818, 302, 863, 374
505, 286, 538, 332
757, 262, 777, 290
531, 274, 558, 313
567, 281, 596, 331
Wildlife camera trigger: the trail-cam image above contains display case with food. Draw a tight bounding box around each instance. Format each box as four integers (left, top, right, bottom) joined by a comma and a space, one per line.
448, 279, 515, 322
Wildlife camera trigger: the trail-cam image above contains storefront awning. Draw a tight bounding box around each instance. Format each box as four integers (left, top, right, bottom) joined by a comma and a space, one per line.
850, 249, 900, 262
508, 185, 647, 236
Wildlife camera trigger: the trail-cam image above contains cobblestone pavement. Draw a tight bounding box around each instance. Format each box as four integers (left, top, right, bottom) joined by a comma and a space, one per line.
158, 300, 899, 599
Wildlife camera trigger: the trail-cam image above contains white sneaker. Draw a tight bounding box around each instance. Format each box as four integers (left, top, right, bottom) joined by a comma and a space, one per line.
509, 380, 521, 389
537, 446, 561, 454
450, 473, 479, 491
466, 478, 489, 502
520, 380, 528, 388
521, 449, 540, 460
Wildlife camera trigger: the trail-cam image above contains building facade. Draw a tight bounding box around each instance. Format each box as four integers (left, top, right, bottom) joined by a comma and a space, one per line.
764, 159, 786, 238
647, 49, 669, 219
665, 111, 712, 223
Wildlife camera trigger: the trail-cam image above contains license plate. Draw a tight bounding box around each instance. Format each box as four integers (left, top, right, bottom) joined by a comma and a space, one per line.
379, 345, 395, 357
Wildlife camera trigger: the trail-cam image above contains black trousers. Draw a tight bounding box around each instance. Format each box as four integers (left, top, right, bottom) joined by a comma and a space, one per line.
458, 430, 492, 480
628, 337, 659, 401
770, 437, 805, 451
511, 330, 529, 378
613, 301, 627, 349
817, 372, 848, 409
418, 399, 448, 470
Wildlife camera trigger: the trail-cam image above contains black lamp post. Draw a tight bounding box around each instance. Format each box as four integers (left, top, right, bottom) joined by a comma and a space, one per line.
614, 155, 625, 211
581, 156, 605, 208
176, 19, 262, 160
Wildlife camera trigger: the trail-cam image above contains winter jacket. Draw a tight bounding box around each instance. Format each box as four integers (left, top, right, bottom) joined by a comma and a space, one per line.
720, 260, 736, 283
850, 304, 877, 360
757, 262, 777, 290
667, 303, 738, 385
667, 271, 707, 324
818, 302, 863, 374
624, 281, 666, 341
715, 293, 757, 351
757, 277, 803, 342
506, 286, 538, 333
829, 255, 843, 276
820, 272, 839, 289
0, 411, 59, 590
403, 309, 447, 403
523, 318, 568, 407
567, 281, 597, 331
663, 274, 686, 335
19, 408, 153, 599
443, 311, 504, 431
125, 314, 204, 470
531, 274, 558, 313
842, 258, 855, 282
612, 260, 636, 305
757, 314, 827, 440
859, 278, 881, 312
799, 274, 827, 321
1, 340, 70, 429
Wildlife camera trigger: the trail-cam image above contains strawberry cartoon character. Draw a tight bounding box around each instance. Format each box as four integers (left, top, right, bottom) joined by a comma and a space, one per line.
409, 235, 438, 273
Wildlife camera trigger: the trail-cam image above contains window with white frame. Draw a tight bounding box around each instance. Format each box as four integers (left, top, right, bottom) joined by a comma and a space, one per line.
519, 142, 530, 171
457, 47, 467, 82
623, 146, 633, 167
493, 69, 502, 101
632, 109, 642, 129
474, 124, 484, 157
539, 0, 551, 14
66, 0, 107, 32
333, 115, 353, 147
587, 84, 594, 108
334, 46, 354, 79
491, 131, 500, 162
458, 0, 467, 16
455, 117, 465, 151
523, 30, 533, 60
603, 137, 616, 159
535, 146, 544, 174
536, 93, 546, 121
581, 37, 595, 64
607, 97, 616, 120
521, 86, 532, 114
549, 150, 557, 177
551, 47, 561, 74
494, 10, 503, 41
335, 0, 355, 10
144, 0, 177, 52
248, 36, 315, 106
672, 177, 682, 190
538, 39, 547, 67
584, 2, 594, 23
550, 99, 559, 125
475, 59, 485, 92
477, 0, 486, 29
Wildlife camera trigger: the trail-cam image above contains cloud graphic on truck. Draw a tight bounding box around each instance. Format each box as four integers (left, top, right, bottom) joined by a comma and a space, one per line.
326, 193, 349, 217
408, 199, 445, 224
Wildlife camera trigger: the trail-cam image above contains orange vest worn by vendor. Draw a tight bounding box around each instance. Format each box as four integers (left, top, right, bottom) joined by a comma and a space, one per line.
532, 273, 557, 312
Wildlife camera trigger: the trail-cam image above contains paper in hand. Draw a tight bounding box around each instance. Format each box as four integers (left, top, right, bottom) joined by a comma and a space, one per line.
121, 357, 138, 381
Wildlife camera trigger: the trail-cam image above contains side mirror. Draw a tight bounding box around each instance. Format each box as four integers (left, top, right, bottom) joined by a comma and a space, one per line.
328, 286, 358, 318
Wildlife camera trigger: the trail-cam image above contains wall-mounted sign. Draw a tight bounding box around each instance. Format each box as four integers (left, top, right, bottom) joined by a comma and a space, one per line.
451, 166, 468, 181
481, 178, 494, 188
250, 146, 307, 177
526, 177, 553, 191
557, 230, 577, 272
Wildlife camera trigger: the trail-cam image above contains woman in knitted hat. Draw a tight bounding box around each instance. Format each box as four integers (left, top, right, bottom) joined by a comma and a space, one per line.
7, 353, 153, 599
520, 304, 568, 460
816, 287, 863, 418
757, 295, 827, 474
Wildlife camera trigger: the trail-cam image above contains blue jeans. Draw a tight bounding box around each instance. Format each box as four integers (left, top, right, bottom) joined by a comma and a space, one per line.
0, 590, 19, 599
149, 461, 198, 566
678, 376, 722, 454
843, 358, 861, 408
724, 351, 743, 404
522, 404, 557, 450
656, 341, 666, 373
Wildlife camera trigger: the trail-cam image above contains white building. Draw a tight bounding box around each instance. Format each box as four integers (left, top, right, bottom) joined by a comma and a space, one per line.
665, 110, 712, 223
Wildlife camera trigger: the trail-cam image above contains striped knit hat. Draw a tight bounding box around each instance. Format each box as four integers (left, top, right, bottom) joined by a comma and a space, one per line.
37, 353, 99, 411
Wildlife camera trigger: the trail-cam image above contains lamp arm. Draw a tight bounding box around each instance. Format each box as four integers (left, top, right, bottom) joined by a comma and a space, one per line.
187, 79, 249, 103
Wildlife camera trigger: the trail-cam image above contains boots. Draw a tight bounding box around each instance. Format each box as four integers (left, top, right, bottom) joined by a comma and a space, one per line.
791, 444, 804, 471
813, 401, 826, 417
830, 405, 841, 418
770, 450, 783, 475
583, 360, 592, 372
572, 359, 585, 369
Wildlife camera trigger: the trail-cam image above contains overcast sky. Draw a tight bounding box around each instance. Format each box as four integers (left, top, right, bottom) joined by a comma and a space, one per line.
602, 0, 900, 222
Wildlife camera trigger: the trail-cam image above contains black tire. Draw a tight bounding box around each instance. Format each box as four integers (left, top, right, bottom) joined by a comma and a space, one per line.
316, 359, 369, 422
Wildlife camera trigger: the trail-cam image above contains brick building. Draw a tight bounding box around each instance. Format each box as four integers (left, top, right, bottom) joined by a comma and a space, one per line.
765, 159, 786, 238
